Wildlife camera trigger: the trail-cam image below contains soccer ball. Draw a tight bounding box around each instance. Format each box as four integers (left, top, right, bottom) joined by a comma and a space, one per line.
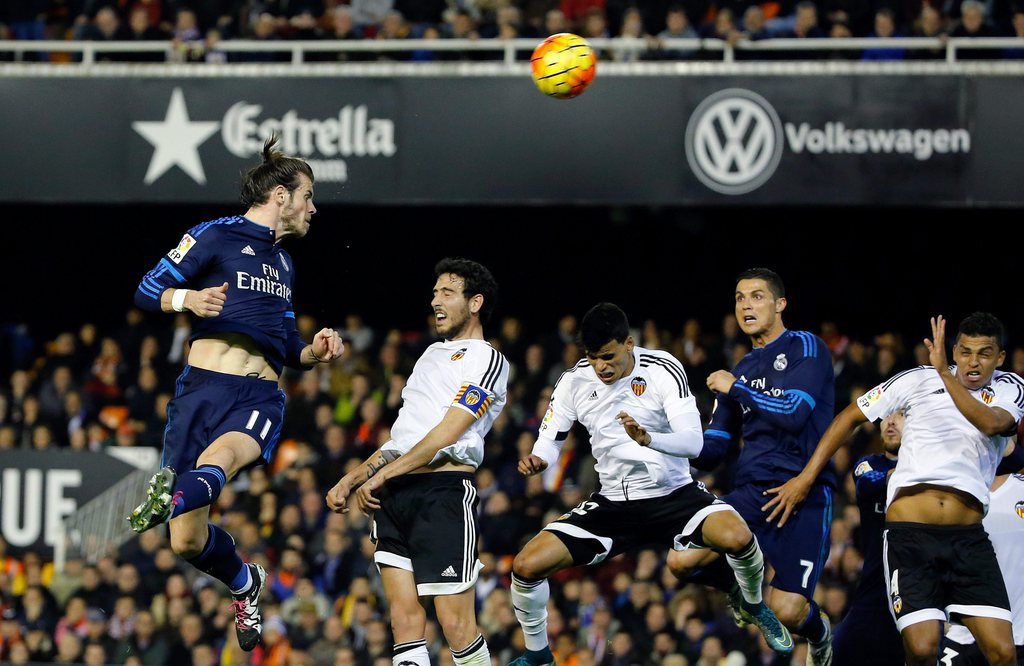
530, 33, 597, 100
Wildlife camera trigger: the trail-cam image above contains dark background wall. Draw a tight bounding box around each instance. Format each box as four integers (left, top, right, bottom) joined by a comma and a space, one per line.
8, 204, 1021, 349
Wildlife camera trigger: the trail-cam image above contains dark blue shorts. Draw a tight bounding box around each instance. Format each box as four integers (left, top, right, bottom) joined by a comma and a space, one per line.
161, 366, 285, 474
721, 481, 833, 598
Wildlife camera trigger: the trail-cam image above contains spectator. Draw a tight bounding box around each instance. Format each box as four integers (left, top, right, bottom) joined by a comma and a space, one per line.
123, 6, 168, 62
862, 8, 906, 60
375, 9, 411, 60
74, 6, 131, 61
612, 7, 651, 61
651, 4, 699, 59
4, 0, 50, 61
1005, 9, 1024, 56
773, 0, 827, 59
580, 7, 611, 58
309, 5, 368, 62
825, 14, 859, 59
950, 0, 1002, 57
544, 7, 572, 35
351, 0, 393, 37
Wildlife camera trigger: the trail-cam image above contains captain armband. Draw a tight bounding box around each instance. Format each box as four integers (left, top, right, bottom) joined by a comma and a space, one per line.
451, 383, 494, 419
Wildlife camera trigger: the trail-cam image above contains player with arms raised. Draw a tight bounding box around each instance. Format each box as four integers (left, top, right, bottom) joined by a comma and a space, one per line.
766, 312, 1024, 666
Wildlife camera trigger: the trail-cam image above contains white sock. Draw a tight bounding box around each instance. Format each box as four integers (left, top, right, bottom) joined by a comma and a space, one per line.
511, 573, 550, 652
451, 634, 490, 666
726, 537, 765, 605
393, 639, 430, 666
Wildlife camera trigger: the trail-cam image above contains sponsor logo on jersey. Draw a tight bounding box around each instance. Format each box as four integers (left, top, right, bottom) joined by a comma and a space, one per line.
1015, 500, 1024, 519
241, 245, 255, 256
631, 377, 647, 396
450, 348, 466, 361
168, 233, 196, 264
774, 353, 788, 371
588, 390, 598, 400
854, 460, 873, 477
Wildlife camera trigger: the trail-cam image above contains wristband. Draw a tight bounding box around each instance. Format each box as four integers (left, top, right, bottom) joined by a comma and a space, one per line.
309, 347, 324, 363
171, 289, 189, 313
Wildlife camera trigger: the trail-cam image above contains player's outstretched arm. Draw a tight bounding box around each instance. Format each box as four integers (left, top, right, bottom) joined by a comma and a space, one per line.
761, 402, 868, 527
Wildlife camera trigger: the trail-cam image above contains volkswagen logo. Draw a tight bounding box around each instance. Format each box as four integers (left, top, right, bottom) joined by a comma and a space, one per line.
685, 89, 784, 195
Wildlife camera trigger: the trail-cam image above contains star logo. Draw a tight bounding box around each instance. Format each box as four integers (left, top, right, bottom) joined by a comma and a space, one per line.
133, 88, 220, 185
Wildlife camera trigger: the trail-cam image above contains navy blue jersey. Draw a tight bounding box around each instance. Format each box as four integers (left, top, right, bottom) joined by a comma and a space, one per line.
849, 453, 897, 606
134, 216, 305, 374
704, 329, 837, 488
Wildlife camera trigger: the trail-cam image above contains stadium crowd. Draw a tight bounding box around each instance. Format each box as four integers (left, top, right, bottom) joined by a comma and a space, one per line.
2, 0, 1024, 63
0, 308, 1021, 665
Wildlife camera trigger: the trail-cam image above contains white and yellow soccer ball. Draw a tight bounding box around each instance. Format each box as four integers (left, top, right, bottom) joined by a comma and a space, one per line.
530, 33, 597, 100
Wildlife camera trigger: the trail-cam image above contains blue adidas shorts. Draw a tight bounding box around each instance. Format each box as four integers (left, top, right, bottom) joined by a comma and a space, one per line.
721, 481, 833, 598
161, 366, 285, 474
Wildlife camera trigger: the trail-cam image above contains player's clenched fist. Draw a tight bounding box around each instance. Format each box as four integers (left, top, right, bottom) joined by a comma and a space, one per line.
326, 480, 352, 514
518, 454, 548, 476
186, 282, 230, 318
310, 328, 344, 363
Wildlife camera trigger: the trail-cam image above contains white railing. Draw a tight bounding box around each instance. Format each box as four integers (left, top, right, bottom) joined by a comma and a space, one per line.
54, 467, 152, 571
0, 36, 1022, 66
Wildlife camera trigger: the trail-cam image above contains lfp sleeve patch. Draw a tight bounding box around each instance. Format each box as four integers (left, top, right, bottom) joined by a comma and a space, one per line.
452, 383, 493, 419
167, 233, 196, 264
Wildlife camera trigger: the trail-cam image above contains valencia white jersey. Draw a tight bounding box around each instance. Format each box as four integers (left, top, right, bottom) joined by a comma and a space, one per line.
383, 338, 508, 469
857, 366, 1024, 512
534, 346, 702, 501
946, 473, 1024, 646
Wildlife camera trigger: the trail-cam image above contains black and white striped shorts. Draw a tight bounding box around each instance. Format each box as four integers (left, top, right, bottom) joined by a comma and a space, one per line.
371, 471, 482, 597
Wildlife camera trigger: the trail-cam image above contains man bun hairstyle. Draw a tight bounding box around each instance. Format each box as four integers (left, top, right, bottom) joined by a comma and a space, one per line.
957, 312, 1005, 349
434, 258, 499, 324
240, 134, 314, 208
736, 267, 786, 299
580, 303, 630, 353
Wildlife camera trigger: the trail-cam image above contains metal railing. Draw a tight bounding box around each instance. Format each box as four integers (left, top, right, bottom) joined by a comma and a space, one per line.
54, 467, 152, 571
0, 35, 1022, 66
